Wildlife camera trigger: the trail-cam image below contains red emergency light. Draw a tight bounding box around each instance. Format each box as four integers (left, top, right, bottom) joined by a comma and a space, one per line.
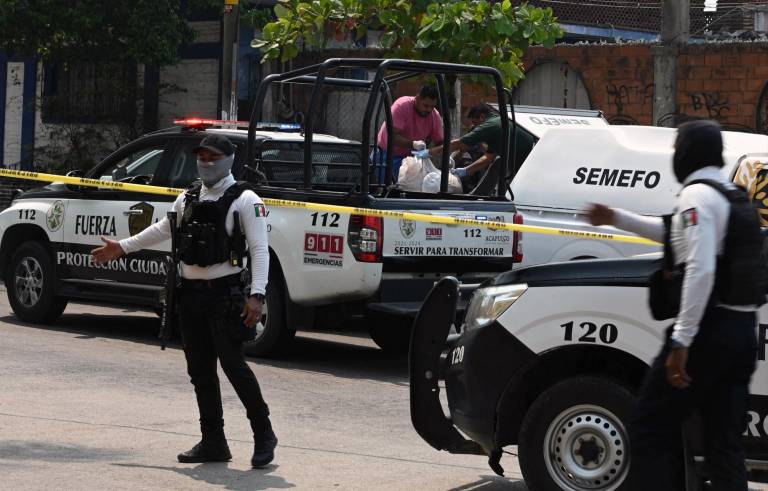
173, 118, 249, 127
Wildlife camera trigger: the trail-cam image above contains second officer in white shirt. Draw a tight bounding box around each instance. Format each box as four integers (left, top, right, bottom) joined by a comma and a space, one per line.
92, 134, 277, 468
588, 120, 764, 490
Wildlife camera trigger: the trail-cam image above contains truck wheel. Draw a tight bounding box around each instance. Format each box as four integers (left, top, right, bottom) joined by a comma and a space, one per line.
368, 312, 412, 354
5, 241, 68, 324
518, 376, 635, 491
244, 272, 295, 358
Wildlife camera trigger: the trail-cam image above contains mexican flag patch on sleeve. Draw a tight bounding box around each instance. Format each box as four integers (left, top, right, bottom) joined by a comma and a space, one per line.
681, 208, 698, 228
254, 203, 267, 218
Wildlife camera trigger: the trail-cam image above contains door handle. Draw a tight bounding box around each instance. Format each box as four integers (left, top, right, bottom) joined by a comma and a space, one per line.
123, 210, 144, 216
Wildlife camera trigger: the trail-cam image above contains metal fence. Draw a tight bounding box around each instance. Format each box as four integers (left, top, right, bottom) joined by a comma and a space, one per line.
525, 0, 767, 36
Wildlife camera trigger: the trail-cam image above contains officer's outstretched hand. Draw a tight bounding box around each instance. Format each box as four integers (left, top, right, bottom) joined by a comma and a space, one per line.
242, 296, 263, 328
586, 203, 616, 226
665, 347, 692, 389
92, 236, 125, 265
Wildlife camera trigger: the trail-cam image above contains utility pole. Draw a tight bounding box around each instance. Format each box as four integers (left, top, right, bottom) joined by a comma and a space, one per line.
221, 0, 240, 121
653, 0, 689, 126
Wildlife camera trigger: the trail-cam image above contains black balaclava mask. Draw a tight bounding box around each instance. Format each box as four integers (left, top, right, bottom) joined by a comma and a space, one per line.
672, 120, 725, 183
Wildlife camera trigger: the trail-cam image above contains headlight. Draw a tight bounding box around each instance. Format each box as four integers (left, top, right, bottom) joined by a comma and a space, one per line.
464, 283, 528, 331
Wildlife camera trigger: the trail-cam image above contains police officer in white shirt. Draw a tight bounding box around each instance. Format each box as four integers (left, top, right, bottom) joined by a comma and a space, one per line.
588, 120, 763, 490
92, 134, 277, 468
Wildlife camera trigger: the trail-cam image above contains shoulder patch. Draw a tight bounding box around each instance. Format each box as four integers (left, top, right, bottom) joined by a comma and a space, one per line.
681, 207, 698, 228
254, 203, 267, 218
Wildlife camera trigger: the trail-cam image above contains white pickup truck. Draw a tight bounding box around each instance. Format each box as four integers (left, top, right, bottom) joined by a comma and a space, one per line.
498, 104, 768, 267
0, 60, 526, 357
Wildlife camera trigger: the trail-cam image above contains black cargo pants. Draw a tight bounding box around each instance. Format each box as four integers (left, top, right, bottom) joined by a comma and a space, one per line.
178, 275, 270, 440
628, 306, 757, 491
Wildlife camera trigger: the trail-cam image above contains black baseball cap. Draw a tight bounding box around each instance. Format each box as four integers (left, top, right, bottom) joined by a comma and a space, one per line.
193, 134, 235, 156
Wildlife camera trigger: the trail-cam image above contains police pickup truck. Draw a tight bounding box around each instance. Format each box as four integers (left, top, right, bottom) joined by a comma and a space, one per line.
0, 59, 523, 356
409, 155, 768, 489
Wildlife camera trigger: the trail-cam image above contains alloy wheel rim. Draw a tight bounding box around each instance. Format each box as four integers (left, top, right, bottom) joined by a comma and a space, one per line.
14, 257, 44, 308
543, 404, 629, 490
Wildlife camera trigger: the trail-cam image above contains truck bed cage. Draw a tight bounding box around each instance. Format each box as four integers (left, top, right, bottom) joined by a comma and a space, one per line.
248, 58, 510, 197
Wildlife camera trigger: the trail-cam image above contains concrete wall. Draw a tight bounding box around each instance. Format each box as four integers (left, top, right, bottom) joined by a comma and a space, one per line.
158, 59, 220, 128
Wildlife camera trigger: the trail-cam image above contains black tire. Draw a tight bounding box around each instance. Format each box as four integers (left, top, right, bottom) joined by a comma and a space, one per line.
368, 312, 413, 354
518, 376, 636, 491
5, 241, 68, 324
243, 271, 294, 358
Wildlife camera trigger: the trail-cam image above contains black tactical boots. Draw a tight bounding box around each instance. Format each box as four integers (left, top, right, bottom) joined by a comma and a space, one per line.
177, 439, 232, 463
251, 420, 278, 468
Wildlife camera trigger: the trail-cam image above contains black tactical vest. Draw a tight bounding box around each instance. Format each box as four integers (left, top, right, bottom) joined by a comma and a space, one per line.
668, 179, 767, 307
176, 181, 250, 267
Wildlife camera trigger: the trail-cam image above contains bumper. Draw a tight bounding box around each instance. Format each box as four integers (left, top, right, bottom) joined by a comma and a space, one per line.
408, 277, 484, 456
409, 277, 536, 455
368, 274, 481, 319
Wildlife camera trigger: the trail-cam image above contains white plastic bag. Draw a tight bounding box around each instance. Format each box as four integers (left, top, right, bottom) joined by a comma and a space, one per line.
397, 141, 462, 193
422, 171, 463, 194
397, 141, 439, 192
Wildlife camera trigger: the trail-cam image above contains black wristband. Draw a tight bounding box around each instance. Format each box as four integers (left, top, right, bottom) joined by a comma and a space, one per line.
250, 293, 266, 301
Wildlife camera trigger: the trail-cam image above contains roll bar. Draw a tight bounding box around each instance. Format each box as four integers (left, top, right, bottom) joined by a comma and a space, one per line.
248, 58, 509, 196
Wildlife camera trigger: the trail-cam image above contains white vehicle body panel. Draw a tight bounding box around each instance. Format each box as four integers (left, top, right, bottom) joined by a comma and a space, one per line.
509, 123, 768, 267
497, 284, 768, 398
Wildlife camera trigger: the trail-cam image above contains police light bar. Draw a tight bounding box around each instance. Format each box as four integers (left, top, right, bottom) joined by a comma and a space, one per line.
255, 122, 302, 131
173, 118, 249, 127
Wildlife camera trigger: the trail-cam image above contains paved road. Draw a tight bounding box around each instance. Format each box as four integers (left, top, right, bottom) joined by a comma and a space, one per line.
2, 288, 767, 490
0, 288, 525, 491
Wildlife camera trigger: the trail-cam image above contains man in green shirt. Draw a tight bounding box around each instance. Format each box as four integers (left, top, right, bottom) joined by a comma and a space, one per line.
430, 103, 534, 180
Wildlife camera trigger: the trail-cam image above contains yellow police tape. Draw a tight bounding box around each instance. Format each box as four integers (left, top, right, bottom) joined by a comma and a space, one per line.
0, 168, 660, 246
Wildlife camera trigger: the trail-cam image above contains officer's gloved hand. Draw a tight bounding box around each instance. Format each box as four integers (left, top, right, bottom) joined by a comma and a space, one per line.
413, 149, 430, 158
451, 167, 469, 178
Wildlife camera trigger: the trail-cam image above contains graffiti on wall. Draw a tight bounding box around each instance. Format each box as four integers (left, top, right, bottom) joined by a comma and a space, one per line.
688, 92, 730, 119
658, 90, 757, 134
604, 83, 652, 125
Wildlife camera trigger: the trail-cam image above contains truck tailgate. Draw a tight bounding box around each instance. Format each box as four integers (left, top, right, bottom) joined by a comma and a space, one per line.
372, 197, 518, 273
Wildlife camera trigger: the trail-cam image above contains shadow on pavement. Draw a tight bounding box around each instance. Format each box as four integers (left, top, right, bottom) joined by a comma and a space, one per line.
0, 440, 128, 462
0, 311, 409, 385
112, 462, 295, 491
259, 333, 409, 386
448, 475, 528, 490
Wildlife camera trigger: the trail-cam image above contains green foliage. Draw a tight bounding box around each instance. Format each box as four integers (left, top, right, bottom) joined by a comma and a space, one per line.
252, 0, 563, 85
0, 0, 195, 65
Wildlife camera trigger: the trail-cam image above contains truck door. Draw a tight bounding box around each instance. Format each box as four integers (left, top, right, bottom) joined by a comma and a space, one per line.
58, 137, 175, 286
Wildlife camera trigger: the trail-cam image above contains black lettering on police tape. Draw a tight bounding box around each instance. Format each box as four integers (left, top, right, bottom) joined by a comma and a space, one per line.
2, 168, 651, 244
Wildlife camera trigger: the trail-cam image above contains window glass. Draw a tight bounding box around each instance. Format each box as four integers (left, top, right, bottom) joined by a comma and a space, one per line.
165, 140, 201, 188
259, 142, 361, 187
98, 145, 165, 183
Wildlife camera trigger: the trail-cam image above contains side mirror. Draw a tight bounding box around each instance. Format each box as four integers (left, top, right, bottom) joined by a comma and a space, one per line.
9, 188, 22, 202
112, 166, 127, 181
65, 169, 87, 193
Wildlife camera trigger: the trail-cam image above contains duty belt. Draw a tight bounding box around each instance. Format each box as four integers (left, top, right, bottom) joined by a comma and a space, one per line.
181, 273, 243, 290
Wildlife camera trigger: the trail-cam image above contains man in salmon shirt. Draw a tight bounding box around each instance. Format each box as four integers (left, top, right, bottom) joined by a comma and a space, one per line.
373, 85, 444, 182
